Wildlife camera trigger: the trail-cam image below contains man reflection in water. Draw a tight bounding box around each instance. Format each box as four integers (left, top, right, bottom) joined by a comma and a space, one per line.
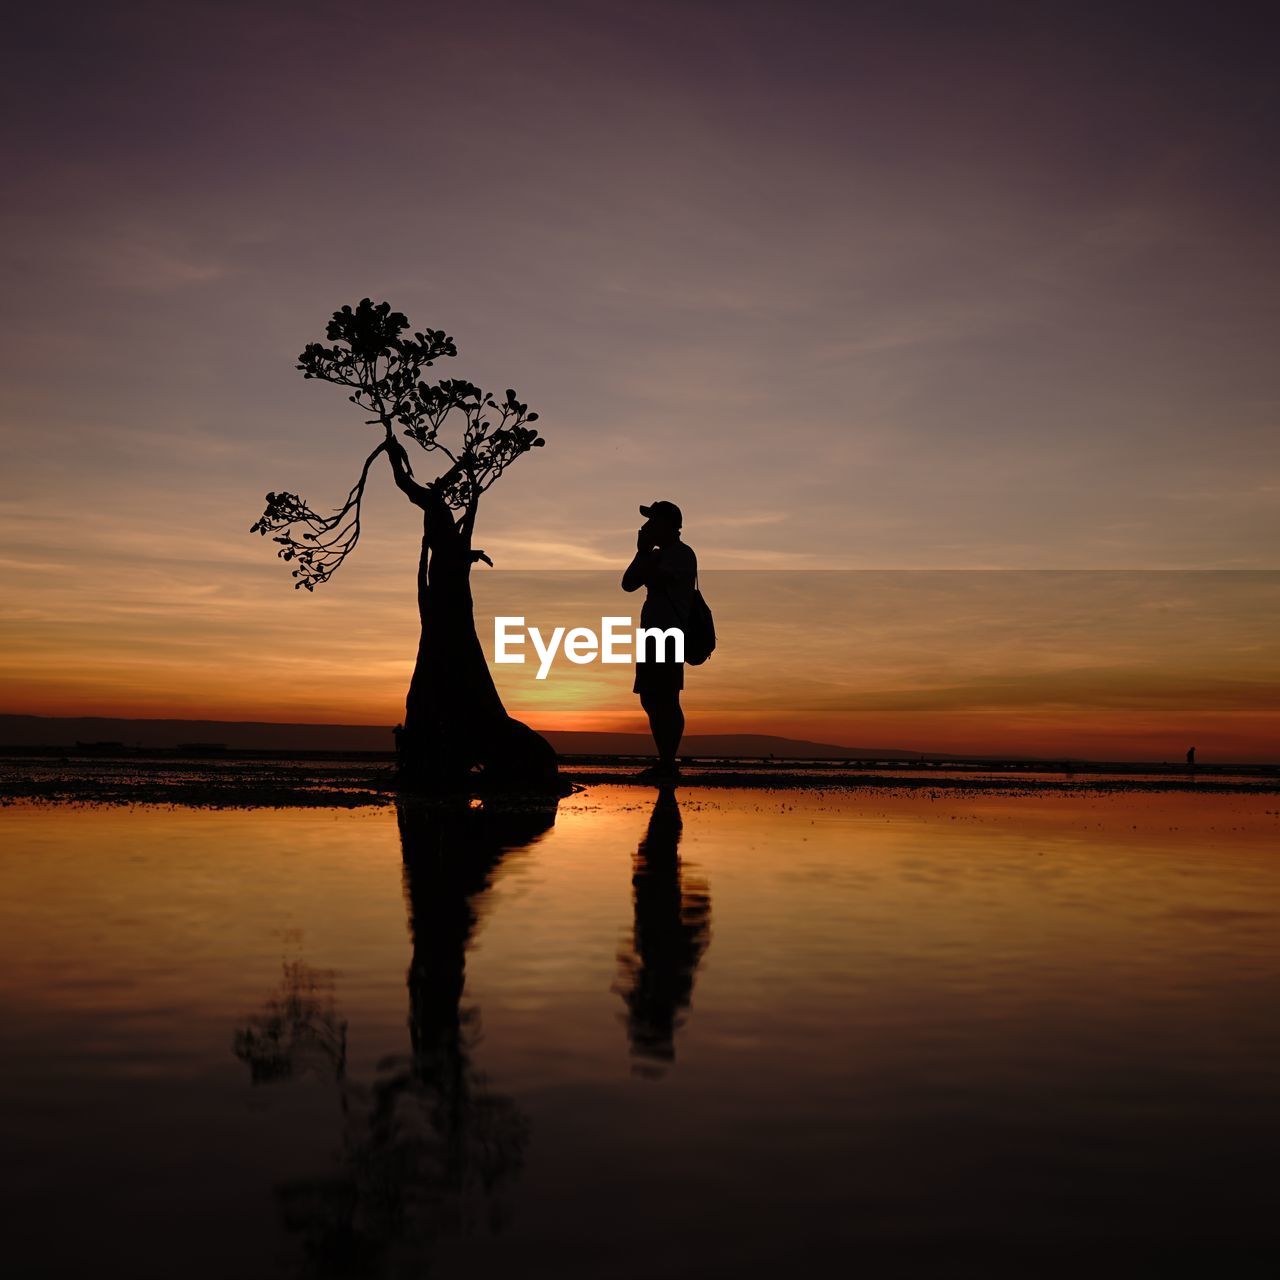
614, 787, 712, 1077
623, 499, 697, 781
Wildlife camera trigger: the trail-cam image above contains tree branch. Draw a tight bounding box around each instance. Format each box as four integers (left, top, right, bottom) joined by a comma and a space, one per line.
254, 300, 545, 588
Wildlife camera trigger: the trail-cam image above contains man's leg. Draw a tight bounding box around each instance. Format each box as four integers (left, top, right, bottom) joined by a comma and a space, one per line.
641, 689, 684, 769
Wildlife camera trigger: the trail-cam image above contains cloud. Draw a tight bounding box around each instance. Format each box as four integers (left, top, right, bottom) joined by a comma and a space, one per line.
69, 226, 230, 293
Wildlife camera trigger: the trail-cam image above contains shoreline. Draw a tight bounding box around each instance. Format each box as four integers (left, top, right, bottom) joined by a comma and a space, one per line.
2, 755, 1277, 809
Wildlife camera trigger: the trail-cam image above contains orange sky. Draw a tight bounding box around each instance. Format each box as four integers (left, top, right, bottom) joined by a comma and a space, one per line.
2, 4, 1278, 760
4, 563, 1276, 760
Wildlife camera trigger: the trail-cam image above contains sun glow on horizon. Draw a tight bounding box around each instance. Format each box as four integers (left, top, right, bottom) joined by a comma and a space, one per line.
3, 570, 1276, 762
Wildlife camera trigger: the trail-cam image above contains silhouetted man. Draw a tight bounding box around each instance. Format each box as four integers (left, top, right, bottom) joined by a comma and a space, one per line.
623, 501, 696, 780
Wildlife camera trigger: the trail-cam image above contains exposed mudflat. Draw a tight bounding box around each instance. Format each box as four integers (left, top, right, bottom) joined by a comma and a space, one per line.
1, 752, 1274, 808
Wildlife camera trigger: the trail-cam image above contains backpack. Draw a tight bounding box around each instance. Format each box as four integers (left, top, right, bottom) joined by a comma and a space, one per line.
683, 575, 716, 665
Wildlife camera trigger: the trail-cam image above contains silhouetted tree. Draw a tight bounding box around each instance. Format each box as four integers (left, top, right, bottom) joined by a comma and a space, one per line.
251, 299, 557, 789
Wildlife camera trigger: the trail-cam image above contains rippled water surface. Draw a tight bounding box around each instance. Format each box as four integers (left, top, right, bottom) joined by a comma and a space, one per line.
2, 788, 1277, 1277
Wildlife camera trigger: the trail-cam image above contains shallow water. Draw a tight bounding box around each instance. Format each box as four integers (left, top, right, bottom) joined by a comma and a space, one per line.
2, 788, 1277, 1276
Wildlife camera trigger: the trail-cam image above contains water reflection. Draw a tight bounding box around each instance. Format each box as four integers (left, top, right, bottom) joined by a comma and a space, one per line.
234, 797, 558, 1275
614, 787, 712, 1076
4, 791, 1277, 1275
234, 959, 348, 1085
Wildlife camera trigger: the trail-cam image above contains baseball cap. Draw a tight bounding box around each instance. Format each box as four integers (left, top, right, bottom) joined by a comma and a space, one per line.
639, 500, 683, 528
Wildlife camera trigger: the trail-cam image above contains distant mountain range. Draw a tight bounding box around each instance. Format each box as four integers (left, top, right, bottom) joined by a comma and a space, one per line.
0, 714, 922, 759
550, 731, 923, 759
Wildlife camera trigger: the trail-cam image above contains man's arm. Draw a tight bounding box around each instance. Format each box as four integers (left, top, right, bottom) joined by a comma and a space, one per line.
622, 551, 659, 592
622, 528, 660, 592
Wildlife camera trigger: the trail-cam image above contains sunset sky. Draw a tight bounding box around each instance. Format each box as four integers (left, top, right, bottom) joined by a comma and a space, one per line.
2, 1, 1277, 757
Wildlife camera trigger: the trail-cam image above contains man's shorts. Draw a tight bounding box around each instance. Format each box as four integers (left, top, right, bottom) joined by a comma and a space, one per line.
633, 657, 685, 696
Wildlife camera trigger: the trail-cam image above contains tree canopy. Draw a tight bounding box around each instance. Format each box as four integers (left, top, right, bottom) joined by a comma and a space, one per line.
251, 299, 545, 589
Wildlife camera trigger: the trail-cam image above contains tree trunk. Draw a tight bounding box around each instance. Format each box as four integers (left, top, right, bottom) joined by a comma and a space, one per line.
396, 499, 559, 790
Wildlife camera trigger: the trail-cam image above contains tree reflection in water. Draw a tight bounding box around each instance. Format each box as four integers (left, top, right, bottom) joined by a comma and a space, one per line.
614, 787, 712, 1077
234, 959, 348, 1086
234, 798, 557, 1276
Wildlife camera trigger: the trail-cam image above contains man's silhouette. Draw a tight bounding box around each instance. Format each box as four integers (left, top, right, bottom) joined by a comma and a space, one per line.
623, 500, 697, 781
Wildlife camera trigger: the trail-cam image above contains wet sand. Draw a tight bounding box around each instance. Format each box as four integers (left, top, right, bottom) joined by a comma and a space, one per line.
0, 751, 1275, 807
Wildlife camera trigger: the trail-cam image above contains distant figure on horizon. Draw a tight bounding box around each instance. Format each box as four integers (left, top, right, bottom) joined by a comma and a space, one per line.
623, 500, 697, 781
1187, 746, 1196, 767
